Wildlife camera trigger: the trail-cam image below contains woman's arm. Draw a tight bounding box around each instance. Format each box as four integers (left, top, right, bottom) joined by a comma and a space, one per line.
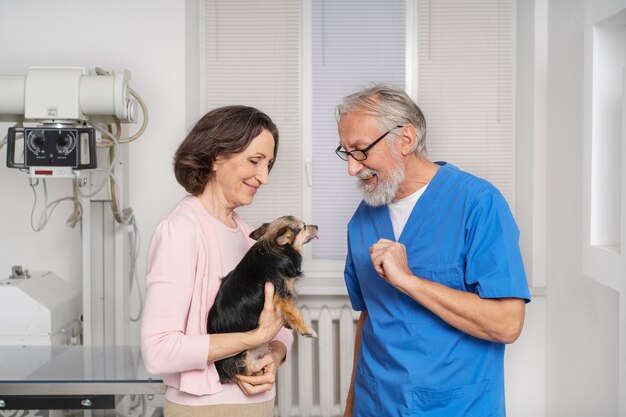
206, 282, 285, 363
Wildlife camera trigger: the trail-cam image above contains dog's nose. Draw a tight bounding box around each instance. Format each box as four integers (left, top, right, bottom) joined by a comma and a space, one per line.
303, 224, 319, 243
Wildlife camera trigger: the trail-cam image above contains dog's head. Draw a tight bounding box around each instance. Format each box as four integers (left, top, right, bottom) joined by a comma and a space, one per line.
250, 215, 318, 253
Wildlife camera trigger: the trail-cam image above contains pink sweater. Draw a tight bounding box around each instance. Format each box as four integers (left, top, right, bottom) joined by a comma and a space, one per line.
141, 196, 294, 405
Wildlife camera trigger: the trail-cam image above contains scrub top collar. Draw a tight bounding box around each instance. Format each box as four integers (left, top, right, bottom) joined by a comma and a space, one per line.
373, 161, 453, 244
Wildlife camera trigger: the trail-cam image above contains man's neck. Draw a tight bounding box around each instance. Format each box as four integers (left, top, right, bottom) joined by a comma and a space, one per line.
395, 155, 439, 199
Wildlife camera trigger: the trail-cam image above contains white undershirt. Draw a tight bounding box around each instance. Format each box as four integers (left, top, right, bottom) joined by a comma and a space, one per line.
388, 184, 429, 240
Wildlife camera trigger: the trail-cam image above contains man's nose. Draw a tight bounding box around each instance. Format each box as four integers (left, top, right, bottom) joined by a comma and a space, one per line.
347, 157, 363, 177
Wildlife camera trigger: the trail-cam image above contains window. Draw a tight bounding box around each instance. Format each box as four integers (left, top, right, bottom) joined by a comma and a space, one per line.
590, 9, 625, 255
582, 7, 625, 291
417, 0, 515, 205
311, 0, 406, 260
202, 0, 516, 282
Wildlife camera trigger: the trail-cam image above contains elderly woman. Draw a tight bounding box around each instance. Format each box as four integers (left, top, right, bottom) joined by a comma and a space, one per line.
141, 106, 293, 417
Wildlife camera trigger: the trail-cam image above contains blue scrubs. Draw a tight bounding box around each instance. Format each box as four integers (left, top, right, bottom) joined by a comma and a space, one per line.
345, 162, 530, 417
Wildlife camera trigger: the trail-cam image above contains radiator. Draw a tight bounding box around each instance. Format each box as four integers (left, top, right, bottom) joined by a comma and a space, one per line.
275, 299, 359, 417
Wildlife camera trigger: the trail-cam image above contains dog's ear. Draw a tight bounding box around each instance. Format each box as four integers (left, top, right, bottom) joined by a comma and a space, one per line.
276, 227, 296, 246
250, 223, 270, 240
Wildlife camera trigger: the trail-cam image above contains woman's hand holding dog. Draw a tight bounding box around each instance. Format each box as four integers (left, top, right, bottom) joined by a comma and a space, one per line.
250, 282, 285, 346
236, 282, 287, 395
236, 341, 286, 395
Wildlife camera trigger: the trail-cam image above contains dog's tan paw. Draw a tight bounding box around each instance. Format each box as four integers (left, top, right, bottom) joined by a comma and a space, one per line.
301, 329, 317, 338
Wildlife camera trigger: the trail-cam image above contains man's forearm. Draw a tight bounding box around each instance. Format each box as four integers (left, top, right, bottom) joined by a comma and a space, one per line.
399, 276, 525, 343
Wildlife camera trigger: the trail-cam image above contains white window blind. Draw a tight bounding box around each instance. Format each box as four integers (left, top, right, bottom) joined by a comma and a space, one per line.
311, 0, 406, 260
417, 0, 515, 205
204, 0, 301, 228
202, 0, 516, 266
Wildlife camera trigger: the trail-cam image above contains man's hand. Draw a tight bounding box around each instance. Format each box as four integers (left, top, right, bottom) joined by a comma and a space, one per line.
369, 238, 413, 292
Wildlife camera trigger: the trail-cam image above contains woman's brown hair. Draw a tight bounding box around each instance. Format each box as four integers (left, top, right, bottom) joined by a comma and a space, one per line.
173, 105, 279, 195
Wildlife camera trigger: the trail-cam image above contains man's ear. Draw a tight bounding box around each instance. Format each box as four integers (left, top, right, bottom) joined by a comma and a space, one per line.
276, 227, 296, 246
250, 223, 270, 240
399, 124, 416, 156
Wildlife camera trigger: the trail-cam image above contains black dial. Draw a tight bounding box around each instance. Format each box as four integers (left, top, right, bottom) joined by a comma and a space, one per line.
26, 130, 46, 155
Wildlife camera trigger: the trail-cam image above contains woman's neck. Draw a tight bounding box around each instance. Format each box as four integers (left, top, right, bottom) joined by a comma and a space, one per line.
196, 183, 237, 228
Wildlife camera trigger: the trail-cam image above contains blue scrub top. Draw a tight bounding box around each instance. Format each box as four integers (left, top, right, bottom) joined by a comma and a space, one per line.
345, 162, 530, 417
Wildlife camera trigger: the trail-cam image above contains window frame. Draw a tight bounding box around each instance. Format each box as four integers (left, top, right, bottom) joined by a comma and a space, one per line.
198, 0, 522, 293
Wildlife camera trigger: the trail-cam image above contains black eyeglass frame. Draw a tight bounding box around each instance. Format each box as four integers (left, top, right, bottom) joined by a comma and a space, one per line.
335, 125, 404, 161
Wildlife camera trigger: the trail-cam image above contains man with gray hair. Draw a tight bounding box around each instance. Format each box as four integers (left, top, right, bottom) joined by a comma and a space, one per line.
335, 83, 530, 417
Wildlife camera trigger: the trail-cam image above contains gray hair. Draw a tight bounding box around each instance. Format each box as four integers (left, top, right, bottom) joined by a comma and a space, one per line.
336, 83, 427, 156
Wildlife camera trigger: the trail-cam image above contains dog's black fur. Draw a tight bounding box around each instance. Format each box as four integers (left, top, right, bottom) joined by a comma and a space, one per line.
207, 215, 318, 383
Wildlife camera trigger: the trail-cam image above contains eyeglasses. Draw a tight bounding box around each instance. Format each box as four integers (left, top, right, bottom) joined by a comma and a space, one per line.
335, 125, 403, 161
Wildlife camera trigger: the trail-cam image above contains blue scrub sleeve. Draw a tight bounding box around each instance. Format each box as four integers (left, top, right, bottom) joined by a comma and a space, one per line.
344, 233, 367, 311
464, 190, 530, 302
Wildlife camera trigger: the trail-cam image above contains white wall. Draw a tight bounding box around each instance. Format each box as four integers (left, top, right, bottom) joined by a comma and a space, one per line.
546, 0, 625, 415
0, 0, 191, 344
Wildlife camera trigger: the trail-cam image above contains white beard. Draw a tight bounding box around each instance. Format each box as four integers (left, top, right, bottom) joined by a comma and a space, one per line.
356, 161, 406, 207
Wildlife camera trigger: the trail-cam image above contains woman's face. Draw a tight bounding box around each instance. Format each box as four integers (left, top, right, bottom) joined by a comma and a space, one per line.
213, 129, 276, 208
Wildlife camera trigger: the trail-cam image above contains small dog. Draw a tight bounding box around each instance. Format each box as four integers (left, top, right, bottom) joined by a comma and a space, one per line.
207, 215, 319, 383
